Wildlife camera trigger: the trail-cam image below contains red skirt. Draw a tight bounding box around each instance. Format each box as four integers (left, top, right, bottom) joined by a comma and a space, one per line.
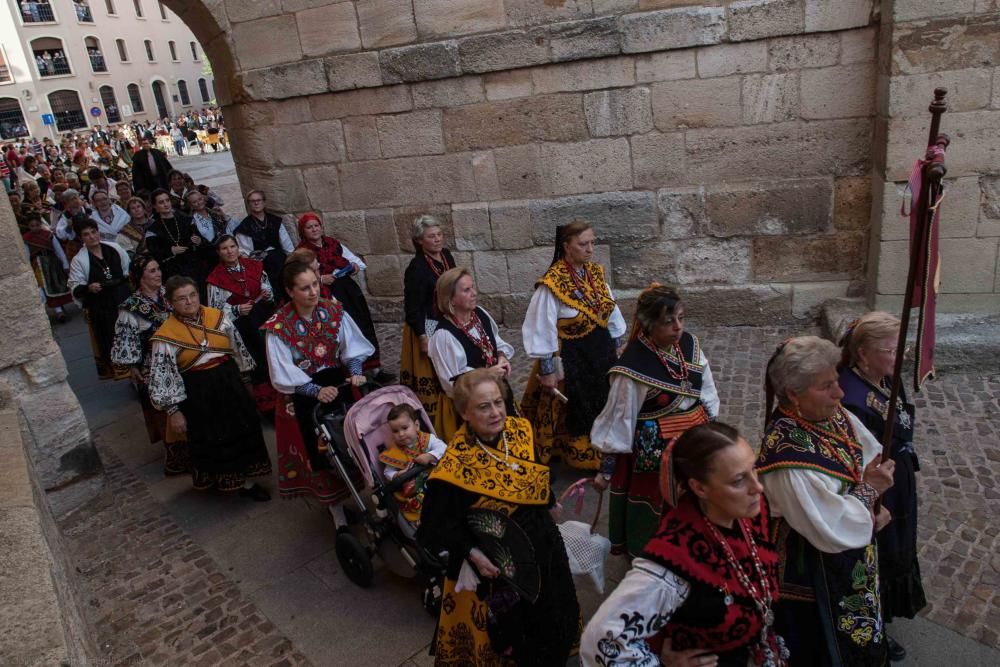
274, 394, 351, 504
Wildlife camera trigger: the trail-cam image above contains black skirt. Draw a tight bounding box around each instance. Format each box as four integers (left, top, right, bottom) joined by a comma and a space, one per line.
180, 357, 271, 491
877, 448, 927, 621
561, 325, 617, 437
232, 300, 275, 385
330, 276, 380, 362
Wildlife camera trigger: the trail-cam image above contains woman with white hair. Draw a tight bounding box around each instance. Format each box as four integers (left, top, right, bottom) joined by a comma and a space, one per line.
757, 336, 895, 666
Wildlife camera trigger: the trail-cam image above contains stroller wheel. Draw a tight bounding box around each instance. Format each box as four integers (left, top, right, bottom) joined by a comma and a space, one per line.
336, 532, 374, 588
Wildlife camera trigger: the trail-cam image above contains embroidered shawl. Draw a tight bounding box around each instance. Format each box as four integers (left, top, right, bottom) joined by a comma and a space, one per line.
261, 299, 343, 373
538, 261, 616, 338
206, 257, 265, 305
300, 235, 351, 273
757, 407, 864, 485
150, 307, 232, 371
610, 331, 704, 402
379, 431, 432, 471
121, 288, 170, 327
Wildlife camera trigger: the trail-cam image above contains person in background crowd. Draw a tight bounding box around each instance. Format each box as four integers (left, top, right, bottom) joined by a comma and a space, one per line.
234, 190, 293, 290
87, 166, 116, 202
115, 179, 134, 204
91, 190, 129, 243
144, 188, 210, 291
131, 134, 173, 194
187, 189, 235, 243
23, 211, 72, 322
116, 197, 151, 255
53, 189, 100, 259
167, 170, 190, 212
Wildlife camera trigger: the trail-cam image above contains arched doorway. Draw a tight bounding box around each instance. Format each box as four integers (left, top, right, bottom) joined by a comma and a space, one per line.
151, 79, 168, 119
47, 90, 86, 132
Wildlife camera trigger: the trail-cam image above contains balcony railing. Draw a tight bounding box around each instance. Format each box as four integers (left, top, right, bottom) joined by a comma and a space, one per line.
36, 55, 71, 77
0, 65, 11, 83
21, 3, 56, 23
75, 4, 93, 22
89, 53, 107, 72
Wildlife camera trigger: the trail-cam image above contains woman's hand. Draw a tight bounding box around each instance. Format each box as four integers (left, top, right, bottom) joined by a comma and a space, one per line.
87, 282, 102, 293
659, 639, 718, 667
419, 336, 429, 356
539, 372, 559, 391
874, 506, 892, 532
351, 263, 361, 276
348, 374, 366, 387
317, 386, 339, 403
171, 245, 188, 255
495, 355, 512, 378
593, 472, 610, 492
168, 410, 187, 435
862, 455, 895, 495
468, 548, 500, 579
190, 234, 202, 246
320, 273, 335, 285
237, 302, 253, 316
549, 502, 563, 523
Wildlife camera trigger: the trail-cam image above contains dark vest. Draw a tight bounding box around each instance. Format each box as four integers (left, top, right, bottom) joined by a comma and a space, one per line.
435, 307, 499, 381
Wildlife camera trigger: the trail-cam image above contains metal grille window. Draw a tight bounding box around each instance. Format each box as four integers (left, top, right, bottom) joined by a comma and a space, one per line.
100, 86, 121, 123
86, 38, 107, 72
0, 98, 28, 139
32, 41, 72, 77
177, 79, 190, 106
127, 83, 143, 112
75, 2, 94, 22
48, 90, 86, 132
144, 40, 154, 62
198, 78, 209, 103
19, 1, 56, 23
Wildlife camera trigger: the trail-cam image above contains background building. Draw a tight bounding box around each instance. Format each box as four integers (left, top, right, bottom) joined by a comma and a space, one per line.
0, 0, 215, 139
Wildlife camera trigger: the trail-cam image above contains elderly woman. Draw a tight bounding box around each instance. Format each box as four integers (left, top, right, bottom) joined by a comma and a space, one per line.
23, 211, 72, 321
416, 368, 579, 666
115, 197, 151, 255
91, 190, 130, 242
234, 189, 294, 291
757, 336, 896, 666
296, 212, 383, 377
427, 267, 515, 442
187, 189, 237, 244
521, 221, 627, 469
111, 256, 188, 476
401, 215, 455, 433
839, 313, 926, 662
583, 423, 786, 667
591, 285, 719, 557
149, 276, 271, 499
68, 218, 132, 381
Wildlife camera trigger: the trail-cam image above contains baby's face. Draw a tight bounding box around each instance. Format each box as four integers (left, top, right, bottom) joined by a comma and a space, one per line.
389, 415, 418, 447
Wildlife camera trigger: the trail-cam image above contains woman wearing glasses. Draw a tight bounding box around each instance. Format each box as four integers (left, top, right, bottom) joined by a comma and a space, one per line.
234, 190, 294, 291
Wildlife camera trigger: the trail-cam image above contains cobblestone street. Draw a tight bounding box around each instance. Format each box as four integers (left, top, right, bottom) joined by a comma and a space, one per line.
51, 151, 1000, 666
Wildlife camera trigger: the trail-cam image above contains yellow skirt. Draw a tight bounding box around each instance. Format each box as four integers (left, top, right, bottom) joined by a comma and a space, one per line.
520, 361, 600, 470
399, 323, 452, 434
434, 577, 515, 667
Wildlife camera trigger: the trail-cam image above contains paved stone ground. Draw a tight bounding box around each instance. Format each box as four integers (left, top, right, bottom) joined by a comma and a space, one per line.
48, 150, 1000, 666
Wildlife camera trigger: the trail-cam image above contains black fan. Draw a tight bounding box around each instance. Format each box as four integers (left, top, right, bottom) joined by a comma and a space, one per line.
467, 509, 540, 604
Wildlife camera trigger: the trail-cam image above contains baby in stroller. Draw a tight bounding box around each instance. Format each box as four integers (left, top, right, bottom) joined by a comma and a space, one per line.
378, 404, 447, 523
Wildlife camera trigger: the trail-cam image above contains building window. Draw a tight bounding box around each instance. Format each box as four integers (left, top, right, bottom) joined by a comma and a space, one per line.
158, 1, 167, 19
144, 40, 154, 62
99, 85, 121, 122
0, 98, 28, 139
190, 41, 199, 61
74, 1, 94, 22
177, 79, 190, 106
18, 1, 56, 23
48, 90, 87, 132
0, 49, 12, 84
105, 0, 116, 15
127, 83, 143, 112
168, 41, 177, 61
132, 0, 143, 18
85, 37, 107, 73
31, 39, 71, 77
198, 78, 209, 103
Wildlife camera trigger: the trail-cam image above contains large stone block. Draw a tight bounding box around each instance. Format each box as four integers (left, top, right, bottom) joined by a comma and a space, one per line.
272, 120, 346, 166
471, 151, 502, 201
364, 209, 401, 254
790, 280, 851, 318
893, 0, 976, 22
650, 77, 742, 129
0, 211, 30, 281
343, 116, 381, 161
311, 85, 413, 119
244, 166, 313, 211
620, 7, 725, 53
322, 210, 371, 255
0, 273, 56, 369
226, 0, 282, 24
494, 144, 544, 199
584, 88, 653, 137
753, 233, 865, 281
728, 0, 805, 42
233, 15, 302, 70
538, 138, 633, 196
339, 153, 480, 208
324, 53, 384, 92
453, 202, 492, 250
529, 191, 659, 245
505, 0, 591, 26
357, 0, 418, 49
296, 2, 361, 57
631, 131, 686, 188
458, 29, 550, 75
879, 177, 980, 240
937, 234, 999, 292
364, 255, 404, 296
801, 64, 876, 119
833, 176, 872, 231
658, 187, 706, 239
412, 76, 485, 108
413, 0, 506, 38
302, 165, 343, 211
885, 111, 1000, 181
612, 238, 752, 288
241, 59, 327, 100
490, 200, 533, 250
679, 284, 795, 326
18, 383, 93, 488
840, 27, 876, 64
742, 73, 800, 124
507, 246, 556, 292
531, 56, 635, 94
442, 94, 588, 151
894, 14, 1000, 75
804, 0, 873, 32
473, 251, 510, 293
635, 50, 697, 83
19, 353, 67, 389
697, 42, 767, 78
704, 179, 833, 237
549, 17, 622, 62
993, 67, 1000, 110
981, 175, 1000, 237
595, 0, 640, 13
377, 110, 445, 158
484, 70, 533, 100
767, 33, 839, 71
380, 41, 462, 84
888, 69, 992, 117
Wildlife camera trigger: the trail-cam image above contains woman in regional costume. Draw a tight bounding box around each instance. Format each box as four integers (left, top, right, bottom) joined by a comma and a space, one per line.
591, 285, 719, 557
22, 211, 72, 321
68, 218, 132, 381
582, 423, 787, 667
521, 221, 627, 469
149, 276, 272, 499
757, 336, 895, 666
115, 196, 151, 255
416, 369, 579, 666
206, 235, 277, 413
144, 188, 211, 290
264, 261, 374, 510
296, 212, 385, 377
111, 256, 189, 476
428, 267, 516, 443
401, 215, 455, 435
234, 189, 294, 292
839, 313, 926, 662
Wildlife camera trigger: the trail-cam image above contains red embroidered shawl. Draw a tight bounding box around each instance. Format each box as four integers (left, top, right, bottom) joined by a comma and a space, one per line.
205, 257, 265, 306
299, 236, 351, 273
261, 299, 343, 372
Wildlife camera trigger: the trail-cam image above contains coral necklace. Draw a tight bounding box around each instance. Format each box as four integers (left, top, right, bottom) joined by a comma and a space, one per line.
449, 310, 496, 367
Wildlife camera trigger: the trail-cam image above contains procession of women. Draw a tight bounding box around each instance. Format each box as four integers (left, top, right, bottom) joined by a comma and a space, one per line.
84, 185, 925, 666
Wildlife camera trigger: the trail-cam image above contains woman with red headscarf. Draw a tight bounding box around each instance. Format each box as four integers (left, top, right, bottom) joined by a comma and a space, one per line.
296, 212, 384, 378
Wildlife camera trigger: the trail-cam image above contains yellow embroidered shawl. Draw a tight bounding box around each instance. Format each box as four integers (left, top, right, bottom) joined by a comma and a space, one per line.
429, 417, 549, 506
379, 432, 431, 471
538, 261, 617, 340
150, 307, 232, 372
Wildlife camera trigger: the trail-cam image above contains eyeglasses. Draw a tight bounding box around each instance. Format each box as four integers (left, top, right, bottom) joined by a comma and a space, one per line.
247, 198, 264, 204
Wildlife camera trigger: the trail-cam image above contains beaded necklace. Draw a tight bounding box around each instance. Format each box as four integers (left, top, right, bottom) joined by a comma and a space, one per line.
563, 259, 603, 311
180, 308, 209, 350
780, 406, 862, 481
638, 331, 691, 388
159, 215, 183, 246
424, 251, 451, 278
449, 310, 496, 367
472, 430, 520, 472
89, 247, 113, 281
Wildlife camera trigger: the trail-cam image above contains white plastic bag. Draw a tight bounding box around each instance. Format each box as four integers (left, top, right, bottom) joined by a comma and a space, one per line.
557, 478, 611, 594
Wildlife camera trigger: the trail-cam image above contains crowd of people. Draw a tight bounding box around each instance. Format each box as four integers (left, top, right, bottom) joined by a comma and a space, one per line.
14, 129, 927, 664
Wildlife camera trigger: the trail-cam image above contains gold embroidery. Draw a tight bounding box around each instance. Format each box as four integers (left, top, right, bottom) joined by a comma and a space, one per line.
539, 262, 616, 339
151, 307, 232, 371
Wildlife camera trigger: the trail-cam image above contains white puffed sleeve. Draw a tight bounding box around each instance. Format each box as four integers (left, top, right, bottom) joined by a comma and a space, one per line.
219, 312, 255, 373
426, 433, 448, 462
522, 285, 560, 358
338, 311, 376, 366
699, 350, 720, 419
580, 558, 690, 667
428, 330, 468, 398
111, 310, 145, 366
148, 341, 186, 409
606, 283, 627, 341
266, 333, 311, 395
278, 224, 295, 253
590, 374, 645, 455
207, 283, 239, 319
341, 243, 366, 271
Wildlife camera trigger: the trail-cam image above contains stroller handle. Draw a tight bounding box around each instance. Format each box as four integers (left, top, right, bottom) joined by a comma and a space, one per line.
383, 463, 432, 494
311, 378, 383, 425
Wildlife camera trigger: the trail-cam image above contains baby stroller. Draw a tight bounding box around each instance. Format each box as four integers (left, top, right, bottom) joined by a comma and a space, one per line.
313, 384, 446, 612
